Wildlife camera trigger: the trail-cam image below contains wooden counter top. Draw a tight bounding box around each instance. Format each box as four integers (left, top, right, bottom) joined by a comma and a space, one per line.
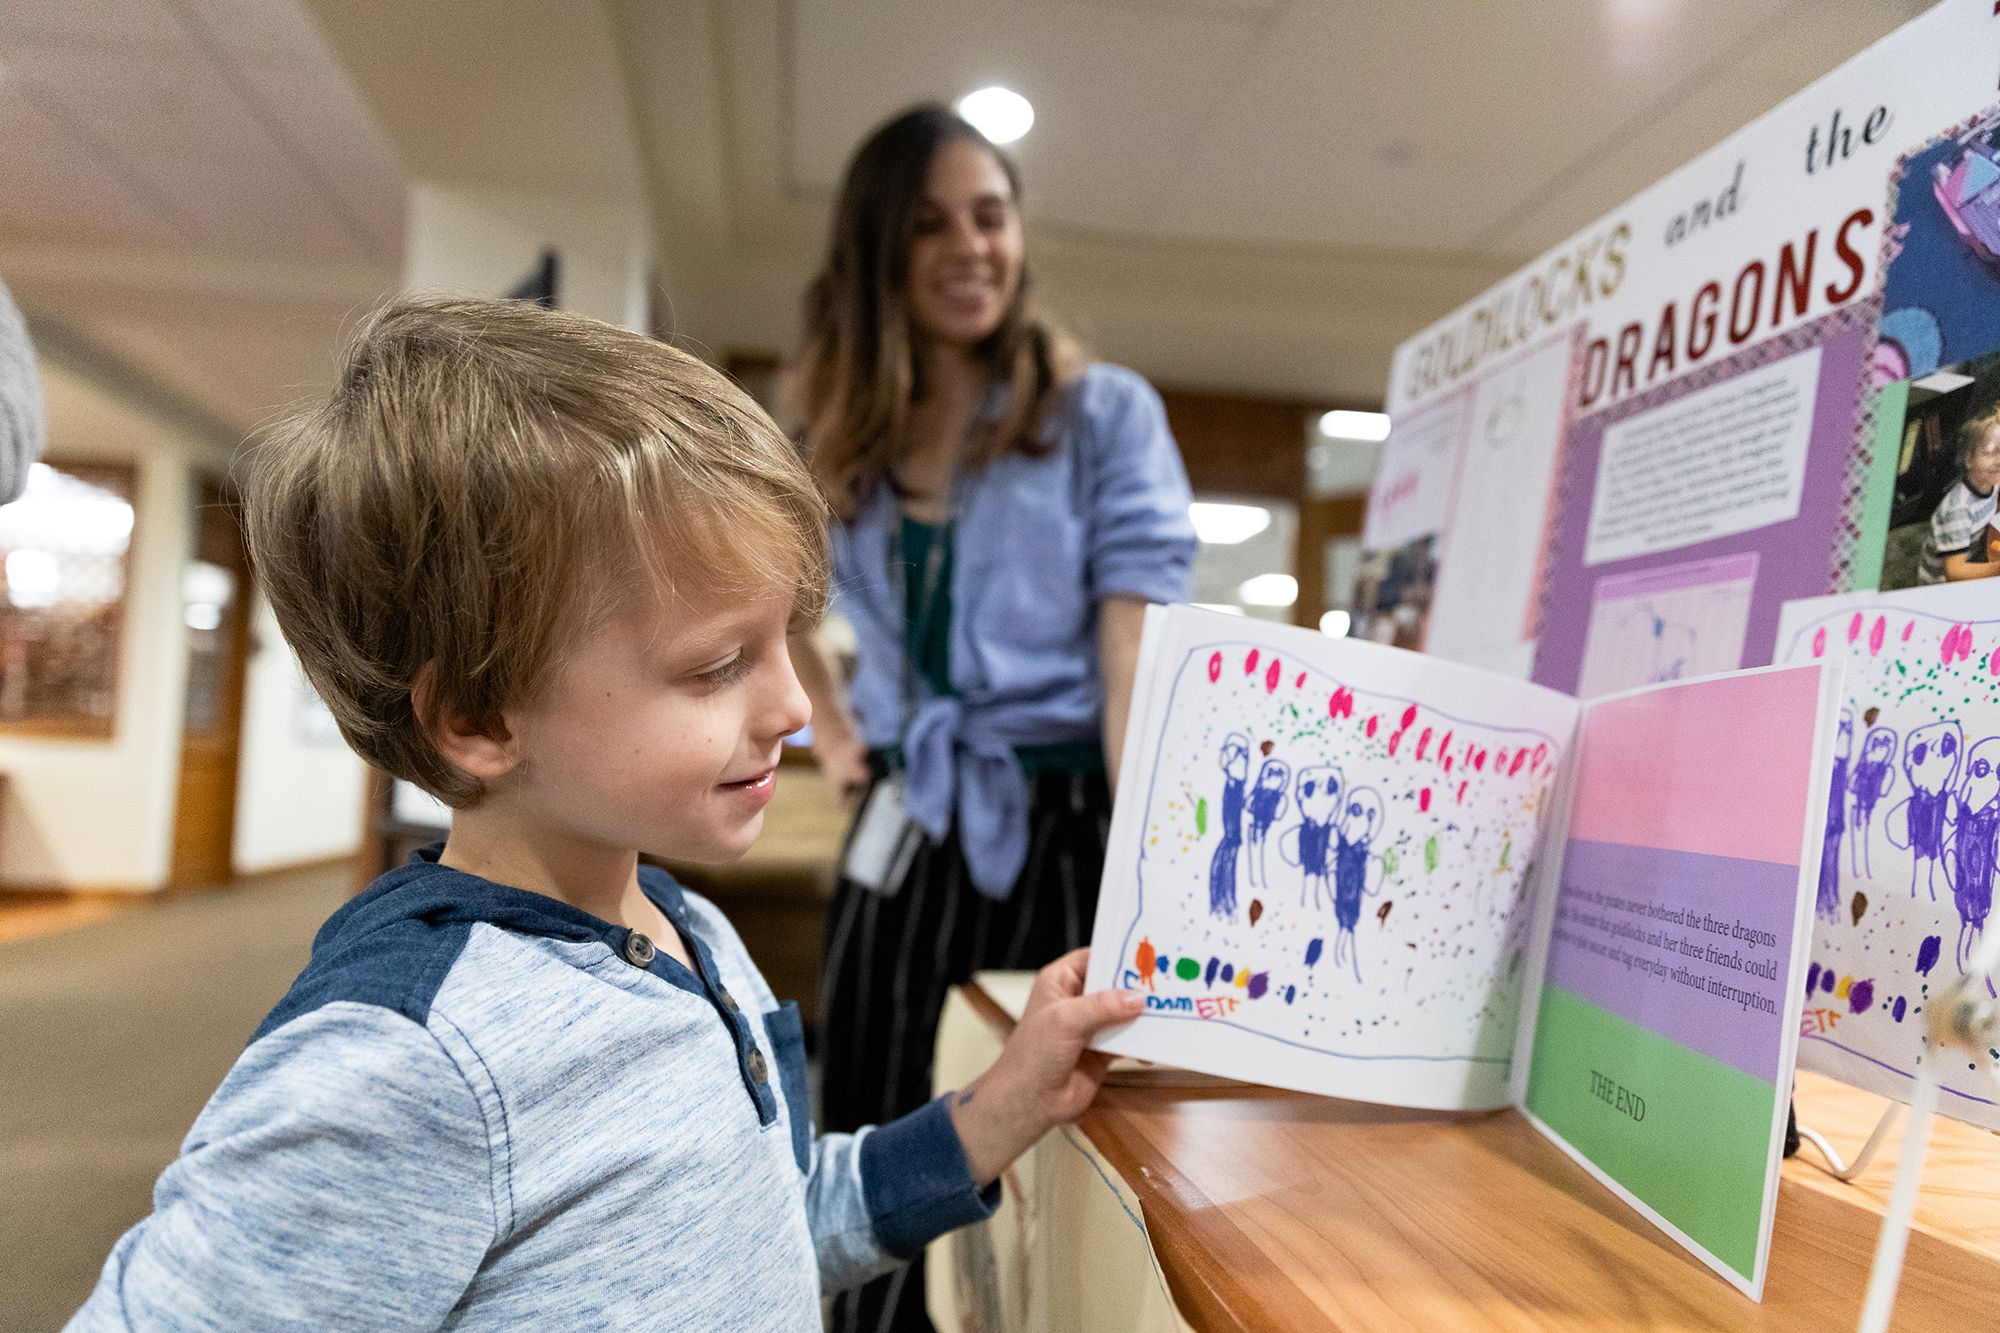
957, 979, 2000, 1330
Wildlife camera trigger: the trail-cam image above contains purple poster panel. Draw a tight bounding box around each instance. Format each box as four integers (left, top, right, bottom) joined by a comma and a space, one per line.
1533, 308, 1873, 695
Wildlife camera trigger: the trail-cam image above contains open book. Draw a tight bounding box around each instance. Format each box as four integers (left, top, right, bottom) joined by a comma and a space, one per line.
1085, 604, 1841, 1299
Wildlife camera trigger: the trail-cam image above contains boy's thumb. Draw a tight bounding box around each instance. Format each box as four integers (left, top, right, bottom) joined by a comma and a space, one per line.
1062, 988, 1145, 1040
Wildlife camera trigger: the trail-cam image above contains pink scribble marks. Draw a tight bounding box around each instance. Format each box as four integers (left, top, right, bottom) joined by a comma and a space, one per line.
1379, 705, 1417, 760
1869, 615, 1886, 656
1456, 780, 1468, 803
1989, 643, 2000, 677
1294, 671, 1306, 689
1207, 652, 1222, 684
1472, 748, 1488, 772
1419, 788, 1432, 812
1847, 612, 1864, 644
1812, 628, 1827, 657
1942, 623, 1976, 665
1244, 648, 1259, 676
1531, 743, 1548, 773
1329, 688, 1354, 720
1365, 716, 1379, 738
1508, 750, 1528, 777
1902, 620, 1915, 643
1265, 658, 1282, 693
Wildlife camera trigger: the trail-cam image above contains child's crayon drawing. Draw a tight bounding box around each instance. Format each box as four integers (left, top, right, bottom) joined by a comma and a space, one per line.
1777, 587, 2000, 1129
1090, 609, 1580, 1110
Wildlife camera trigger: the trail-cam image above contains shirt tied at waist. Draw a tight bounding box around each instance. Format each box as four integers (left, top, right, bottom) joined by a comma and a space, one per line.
902, 695, 1037, 900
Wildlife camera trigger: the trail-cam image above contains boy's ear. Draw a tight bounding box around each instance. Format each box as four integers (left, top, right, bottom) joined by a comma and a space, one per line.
413, 662, 521, 783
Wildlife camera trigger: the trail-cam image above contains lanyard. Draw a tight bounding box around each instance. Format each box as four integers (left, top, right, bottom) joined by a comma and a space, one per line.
888, 516, 950, 754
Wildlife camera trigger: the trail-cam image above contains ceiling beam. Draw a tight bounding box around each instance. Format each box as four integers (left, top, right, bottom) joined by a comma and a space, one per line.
25, 315, 246, 460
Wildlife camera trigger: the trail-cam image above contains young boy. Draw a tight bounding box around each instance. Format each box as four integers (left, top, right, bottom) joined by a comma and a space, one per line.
68, 298, 1143, 1330
1918, 405, 2000, 584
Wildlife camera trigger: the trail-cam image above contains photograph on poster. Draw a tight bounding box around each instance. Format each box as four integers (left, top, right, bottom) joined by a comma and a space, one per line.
1532, 305, 1873, 695
1775, 583, 2000, 1130
1352, 392, 1469, 650
1881, 103, 2000, 381
1573, 553, 1760, 698
1869, 348, 2000, 590
1350, 535, 1436, 650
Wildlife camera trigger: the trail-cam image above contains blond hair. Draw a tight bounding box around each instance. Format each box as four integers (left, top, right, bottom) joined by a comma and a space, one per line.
244, 296, 827, 806
1965, 402, 2000, 461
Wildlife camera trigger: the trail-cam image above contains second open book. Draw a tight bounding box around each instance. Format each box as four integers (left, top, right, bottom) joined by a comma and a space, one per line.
1084, 604, 1843, 1300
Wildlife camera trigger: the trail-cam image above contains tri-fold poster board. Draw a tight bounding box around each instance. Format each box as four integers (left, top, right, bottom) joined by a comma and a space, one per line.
1084, 1, 2000, 1298
1354, 0, 2000, 683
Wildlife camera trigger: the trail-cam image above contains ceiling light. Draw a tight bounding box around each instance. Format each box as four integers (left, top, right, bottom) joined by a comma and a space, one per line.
956, 86, 1034, 145
1319, 609, 1351, 637
1318, 410, 1391, 442
1188, 501, 1271, 545
1238, 574, 1298, 608
1193, 602, 1246, 617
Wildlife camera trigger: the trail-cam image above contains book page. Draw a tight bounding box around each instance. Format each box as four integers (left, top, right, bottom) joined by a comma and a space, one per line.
1085, 606, 1580, 1111
1774, 583, 2000, 1129
1517, 663, 1836, 1300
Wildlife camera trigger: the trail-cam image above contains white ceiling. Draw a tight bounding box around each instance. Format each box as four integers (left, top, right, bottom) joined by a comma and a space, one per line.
0, 0, 1937, 441
0, 0, 404, 438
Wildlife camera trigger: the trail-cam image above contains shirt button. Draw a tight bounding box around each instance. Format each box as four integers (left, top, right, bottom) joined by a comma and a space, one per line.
720, 987, 740, 1012
622, 932, 656, 967
747, 1047, 769, 1084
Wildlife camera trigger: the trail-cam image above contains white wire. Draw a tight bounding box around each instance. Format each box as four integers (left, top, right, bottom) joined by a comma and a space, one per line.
1855, 1062, 1939, 1333
1795, 1101, 1902, 1180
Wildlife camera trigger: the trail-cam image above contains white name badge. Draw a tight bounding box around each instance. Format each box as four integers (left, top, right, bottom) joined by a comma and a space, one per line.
840, 773, 926, 896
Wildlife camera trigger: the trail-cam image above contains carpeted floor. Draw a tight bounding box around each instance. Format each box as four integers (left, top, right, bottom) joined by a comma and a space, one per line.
0, 864, 355, 1332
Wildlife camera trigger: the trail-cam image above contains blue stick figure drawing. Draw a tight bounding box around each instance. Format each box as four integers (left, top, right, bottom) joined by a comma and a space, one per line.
1333, 788, 1386, 981
1951, 737, 1999, 990
1208, 733, 1250, 919
1850, 724, 1898, 878
1282, 764, 1344, 911
1819, 707, 1853, 920
1891, 720, 1962, 902
1246, 757, 1291, 892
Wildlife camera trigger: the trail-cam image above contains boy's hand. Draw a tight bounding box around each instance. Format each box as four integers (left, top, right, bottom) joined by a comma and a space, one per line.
947, 949, 1145, 1187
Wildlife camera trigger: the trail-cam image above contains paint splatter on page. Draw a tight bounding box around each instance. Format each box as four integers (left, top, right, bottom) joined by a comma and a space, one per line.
1086, 605, 1579, 1110
1776, 583, 2000, 1130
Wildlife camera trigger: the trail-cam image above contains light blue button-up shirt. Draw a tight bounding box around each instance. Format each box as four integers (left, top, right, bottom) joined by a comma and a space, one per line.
829, 364, 1197, 897
69, 855, 996, 1330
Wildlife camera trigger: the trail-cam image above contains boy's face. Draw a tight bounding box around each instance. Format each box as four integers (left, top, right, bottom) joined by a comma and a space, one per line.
1970, 434, 2000, 492
496, 585, 811, 864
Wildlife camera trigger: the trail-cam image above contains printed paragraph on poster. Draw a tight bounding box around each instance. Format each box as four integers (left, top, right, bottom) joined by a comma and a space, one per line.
1584, 347, 1821, 566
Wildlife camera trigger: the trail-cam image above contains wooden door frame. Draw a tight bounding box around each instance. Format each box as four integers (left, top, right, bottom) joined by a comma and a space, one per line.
166, 475, 253, 888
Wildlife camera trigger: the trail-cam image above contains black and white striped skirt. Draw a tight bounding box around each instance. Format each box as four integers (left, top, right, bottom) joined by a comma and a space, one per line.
819, 762, 1111, 1333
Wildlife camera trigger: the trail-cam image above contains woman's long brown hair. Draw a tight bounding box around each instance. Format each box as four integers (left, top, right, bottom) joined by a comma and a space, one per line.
788, 103, 1080, 519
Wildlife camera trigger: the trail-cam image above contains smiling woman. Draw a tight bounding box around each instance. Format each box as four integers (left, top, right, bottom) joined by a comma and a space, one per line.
785, 104, 1198, 1333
